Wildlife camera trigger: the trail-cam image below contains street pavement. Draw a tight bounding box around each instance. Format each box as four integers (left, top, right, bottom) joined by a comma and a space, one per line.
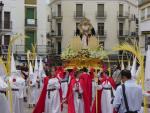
24, 102, 68, 113
24, 101, 150, 113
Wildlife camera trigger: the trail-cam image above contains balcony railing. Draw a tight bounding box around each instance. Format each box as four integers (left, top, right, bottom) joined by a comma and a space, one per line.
0, 45, 9, 55
96, 12, 106, 19
96, 31, 107, 39
141, 16, 145, 20
118, 30, 129, 39
117, 12, 129, 20
0, 21, 12, 32
74, 11, 85, 19
25, 18, 37, 27
147, 14, 150, 18
14, 45, 57, 55
129, 14, 135, 21
47, 30, 63, 39
52, 12, 63, 19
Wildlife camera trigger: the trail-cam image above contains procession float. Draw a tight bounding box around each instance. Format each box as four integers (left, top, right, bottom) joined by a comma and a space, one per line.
61, 18, 108, 68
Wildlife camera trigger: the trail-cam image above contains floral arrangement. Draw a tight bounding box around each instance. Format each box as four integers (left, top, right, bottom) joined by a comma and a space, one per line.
61, 46, 78, 60
61, 46, 108, 60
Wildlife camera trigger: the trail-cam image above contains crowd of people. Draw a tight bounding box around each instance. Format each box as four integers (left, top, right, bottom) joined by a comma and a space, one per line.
0, 54, 144, 113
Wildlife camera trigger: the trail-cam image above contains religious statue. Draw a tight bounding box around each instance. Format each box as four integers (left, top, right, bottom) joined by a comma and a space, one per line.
76, 18, 96, 48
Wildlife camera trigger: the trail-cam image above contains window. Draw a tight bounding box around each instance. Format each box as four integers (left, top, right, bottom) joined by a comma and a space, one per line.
25, 7, 37, 25
0, 11, 2, 29
58, 41, 61, 54
4, 35, 10, 45
58, 4, 61, 17
76, 23, 80, 30
2, 35, 10, 54
57, 23, 61, 36
25, 31, 36, 52
141, 9, 145, 20
76, 4, 83, 17
99, 41, 104, 50
119, 23, 123, 36
97, 4, 104, 17
145, 37, 150, 51
147, 7, 150, 18
98, 23, 104, 36
4, 12, 11, 29
25, 7, 36, 19
119, 4, 123, 17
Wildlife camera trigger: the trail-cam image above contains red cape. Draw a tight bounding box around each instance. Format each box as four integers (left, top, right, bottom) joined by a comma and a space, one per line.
67, 77, 91, 113
80, 72, 92, 106
92, 76, 116, 113
32, 76, 62, 113
32, 76, 49, 113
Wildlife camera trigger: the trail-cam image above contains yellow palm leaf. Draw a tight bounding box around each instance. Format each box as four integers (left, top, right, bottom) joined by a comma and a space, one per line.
113, 42, 147, 113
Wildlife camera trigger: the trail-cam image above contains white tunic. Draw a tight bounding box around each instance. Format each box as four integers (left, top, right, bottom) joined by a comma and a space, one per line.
9, 75, 25, 113
0, 77, 10, 113
73, 79, 84, 113
28, 74, 37, 105
101, 80, 115, 113
45, 77, 61, 113
60, 75, 68, 99
82, 34, 88, 48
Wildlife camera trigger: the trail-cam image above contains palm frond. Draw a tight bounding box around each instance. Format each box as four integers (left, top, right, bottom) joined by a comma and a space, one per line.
113, 42, 144, 88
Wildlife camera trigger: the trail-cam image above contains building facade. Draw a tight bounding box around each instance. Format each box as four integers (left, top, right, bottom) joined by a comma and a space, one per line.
49, 0, 138, 55
139, 0, 150, 55
0, 0, 49, 59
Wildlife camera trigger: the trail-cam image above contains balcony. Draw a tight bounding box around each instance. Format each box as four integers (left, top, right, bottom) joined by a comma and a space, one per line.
147, 14, 150, 19
129, 14, 135, 21
139, 0, 150, 7
74, 11, 85, 20
0, 45, 8, 55
96, 12, 106, 20
118, 30, 129, 40
15, 45, 56, 55
96, 31, 107, 39
25, 18, 37, 29
52, 12, 63, 21
141, 16, 145, 21
117, 12, 129, 21
25, 0, 36, 5
47, 30, 63, 39
0, 21, 12, 33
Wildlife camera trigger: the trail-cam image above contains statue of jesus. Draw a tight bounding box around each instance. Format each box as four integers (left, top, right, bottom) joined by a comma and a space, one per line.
76, 18, 96, 48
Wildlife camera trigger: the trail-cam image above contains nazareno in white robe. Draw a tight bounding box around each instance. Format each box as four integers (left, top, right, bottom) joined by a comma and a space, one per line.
73, 79, 84, 113
45, 77, 61, 113
9, 74, 25, 113
0, 77, 10, 113
28, 75, 37, 105
101, 80, 115, 113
